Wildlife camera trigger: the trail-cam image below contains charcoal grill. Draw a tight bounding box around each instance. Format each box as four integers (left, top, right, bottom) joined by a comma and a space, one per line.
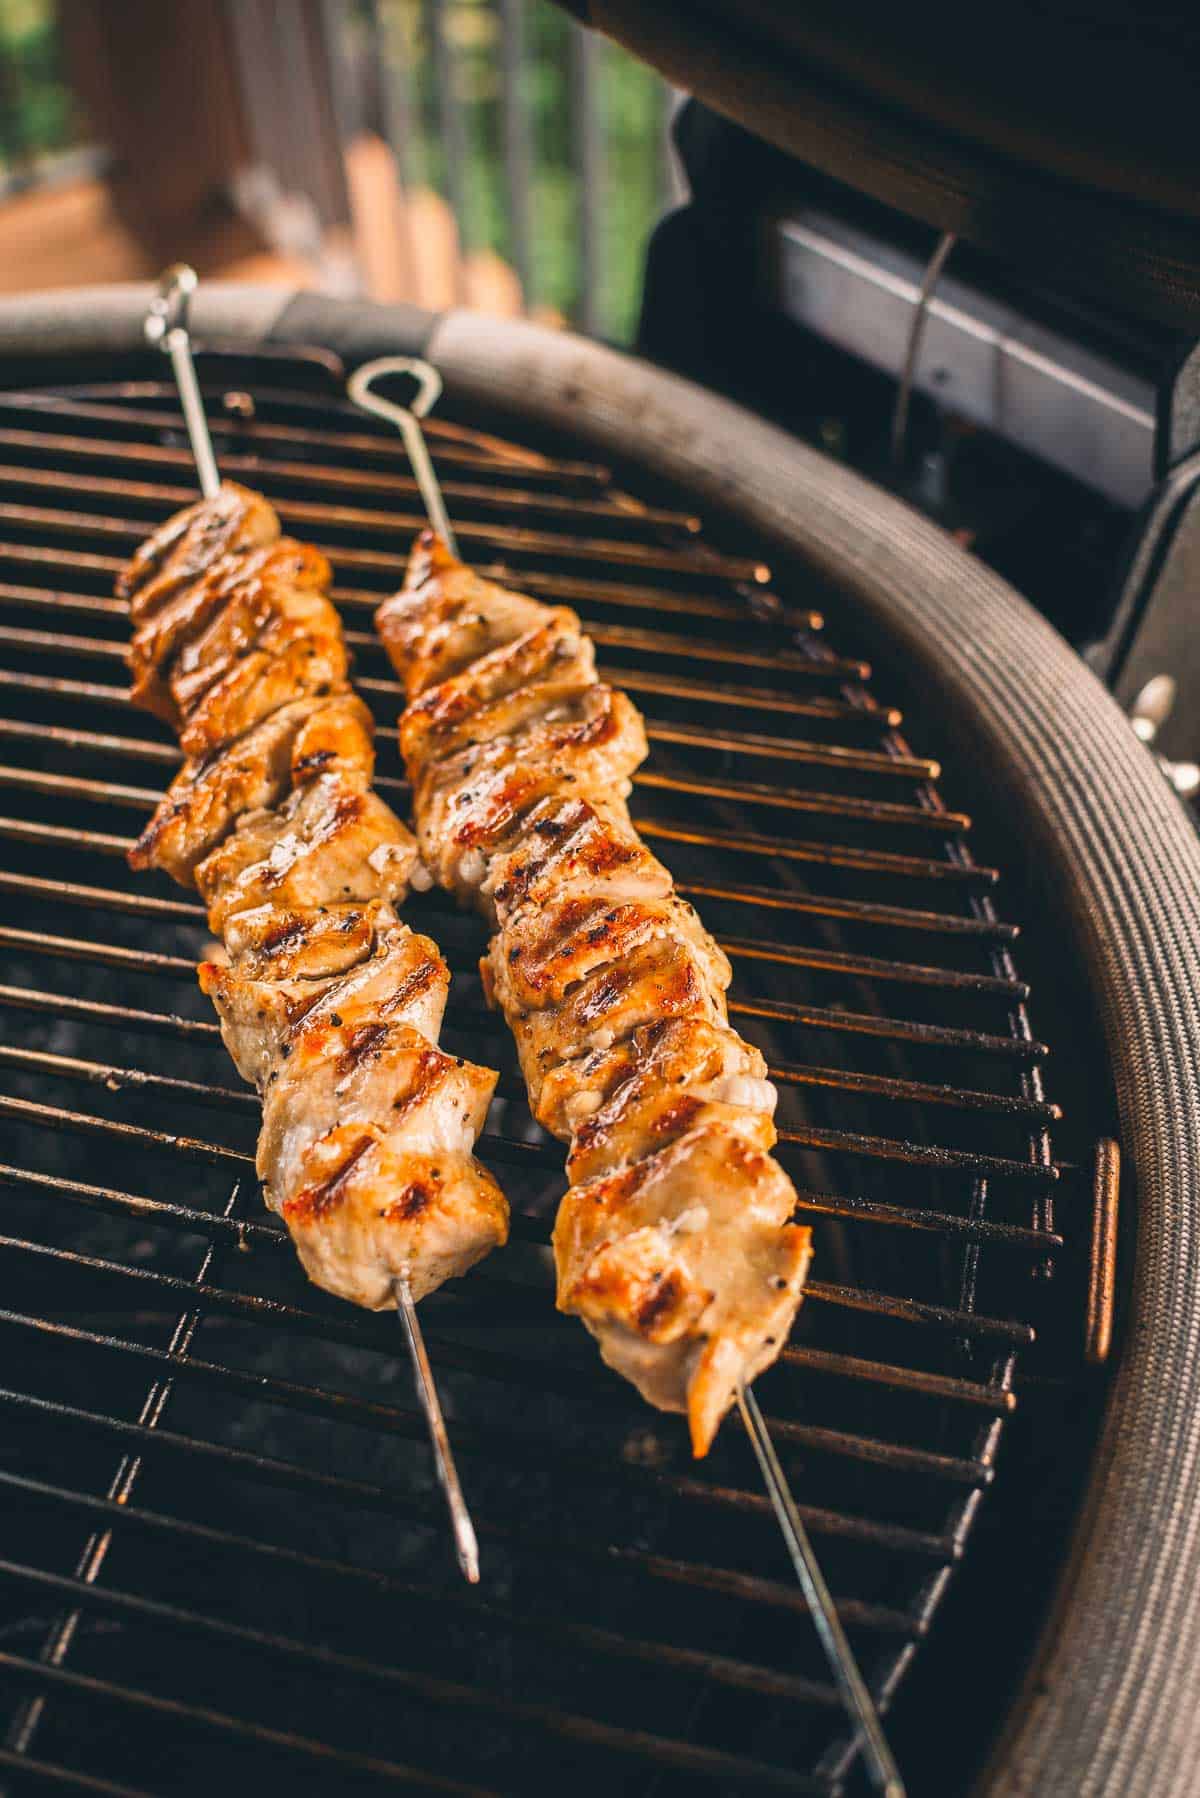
0, 286, 1196, 1797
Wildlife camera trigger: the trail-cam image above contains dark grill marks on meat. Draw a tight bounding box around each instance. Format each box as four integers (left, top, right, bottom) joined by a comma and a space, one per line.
124, 485, 508, 1312
286, 1129, 376, 1224
376, 531, 812, 1454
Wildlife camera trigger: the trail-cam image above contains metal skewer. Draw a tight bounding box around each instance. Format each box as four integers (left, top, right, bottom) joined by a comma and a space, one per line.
145, 272, 481, 1584
395, 1271, 479, 1583
351, 349, 905, 1783
738, 1382, 904, 1797
144, 265, 221, 500
347, 356, 459, 554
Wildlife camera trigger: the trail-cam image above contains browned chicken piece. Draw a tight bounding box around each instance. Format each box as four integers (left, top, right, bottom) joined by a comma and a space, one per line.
377, 529, 554, 693
203, 901, 505, 1307
280, 1126, 507, 1309
554, 1123, 812, 1455
125, 489, 508, 1313
493, 893, 731, 1013
195, 771, 417, 934
200, 902, 448, 1088
490, 932, 729, 1122
411, 707, 649, 903
177, 631, 350, 762
554, 1018, 778, 1175
119, 482, 279, 623
485, 796, 672, 923
129, 692, 374, 886
129, 538, 334, 727
376, 533, 811, 1454
400, 613, 596, 770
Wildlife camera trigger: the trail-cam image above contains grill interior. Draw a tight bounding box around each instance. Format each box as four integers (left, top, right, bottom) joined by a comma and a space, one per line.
0, 347, 1061, 1796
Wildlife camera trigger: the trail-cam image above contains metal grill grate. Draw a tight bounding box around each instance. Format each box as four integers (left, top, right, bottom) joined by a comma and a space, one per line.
0, 352, 1060, 1796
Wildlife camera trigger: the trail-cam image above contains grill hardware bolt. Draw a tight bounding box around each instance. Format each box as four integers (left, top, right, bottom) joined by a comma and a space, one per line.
1129, 675, 1200, 799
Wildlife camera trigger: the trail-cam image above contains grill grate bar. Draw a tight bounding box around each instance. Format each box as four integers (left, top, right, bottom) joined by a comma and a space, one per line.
788, 1182, 1061, 1248
0, 351, 1058, 1793
0, 617, 873, 713
0, 814, 1006, 929
0, 685, 902, 788
0, 1470, 843, 1709
0, 754, 987, 870
636, 815, 979, 869
0, 1304, 985, 1528
0, 1043, 249, 1111
0, 581, 844, 683
0, 1648, 494, 1797
0, 983, 219, 1039
0, 1014, 1057, 1130
0, 1157, 1025, 1417
769, 1056, 1058, 1118
1, 1155, 245, 1772
0, 1560, 830, 1794
724, 936, 1026, 997
0, 491, 768, 584
0, 422, 702, 530
0, 983, 1051, 1145
0, 742, 951, 847
0, 1747, 153, 1797
0, 1109, 1036, 1341
0, 868, 199, 922
0, 1154, 1059, 1268
0, 389, 614, 483
0, 1386, 924, 1628
0, 864, 1021, 990
0, 836, 1017, 942
359, 658, 875, 706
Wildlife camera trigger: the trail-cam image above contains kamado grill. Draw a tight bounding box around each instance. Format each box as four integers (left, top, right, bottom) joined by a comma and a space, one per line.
0, 276, 1195, 1798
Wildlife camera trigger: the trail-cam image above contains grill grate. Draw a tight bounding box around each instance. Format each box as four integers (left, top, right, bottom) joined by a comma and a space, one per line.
0, 353, 1060, 1795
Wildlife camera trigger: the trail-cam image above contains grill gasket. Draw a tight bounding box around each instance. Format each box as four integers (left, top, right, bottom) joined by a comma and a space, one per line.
0, 358, 1058, 1796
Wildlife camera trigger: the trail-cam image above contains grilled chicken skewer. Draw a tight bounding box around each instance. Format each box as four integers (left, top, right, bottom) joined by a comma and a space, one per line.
124, 271, 508, 1584
376, 532, 812, 1456
354, 356, 900, 1796
124, 485, 508, 1312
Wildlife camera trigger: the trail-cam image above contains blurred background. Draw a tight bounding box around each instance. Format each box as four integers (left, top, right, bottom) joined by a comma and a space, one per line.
0, 0, 682, 342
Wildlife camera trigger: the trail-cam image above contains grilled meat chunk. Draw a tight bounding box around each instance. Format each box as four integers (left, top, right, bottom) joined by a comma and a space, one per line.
129, 538, 334, 728
555, 1123, 812, 1455
281, 1126, 507, 1308
195, 771, 417, 933
200, 902, 447, 1088
129, 692, 375, 886
376, 532, 811, 1453
120, 482, 279, 623
125, 489, 507, 1313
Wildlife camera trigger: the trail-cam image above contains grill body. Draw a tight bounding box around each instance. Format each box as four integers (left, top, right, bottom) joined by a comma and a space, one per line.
0, 288, 1195, 1797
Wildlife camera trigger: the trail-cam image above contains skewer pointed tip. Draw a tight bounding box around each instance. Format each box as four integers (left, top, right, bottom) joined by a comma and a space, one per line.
737, 1380, 905, 1798
395, 1273, 482, 1585
458, 1523, 481, 1586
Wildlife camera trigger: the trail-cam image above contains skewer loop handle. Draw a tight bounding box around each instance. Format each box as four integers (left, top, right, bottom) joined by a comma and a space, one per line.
144, 265, 221, 501
348, 356, 458, 556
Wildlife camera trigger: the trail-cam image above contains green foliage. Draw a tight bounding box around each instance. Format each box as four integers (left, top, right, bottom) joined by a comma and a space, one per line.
0, 0, 78, 172
378, 0, 669, 340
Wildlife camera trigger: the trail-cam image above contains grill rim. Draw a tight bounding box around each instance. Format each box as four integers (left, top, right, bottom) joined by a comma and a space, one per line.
0, 283, 1191, 1793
